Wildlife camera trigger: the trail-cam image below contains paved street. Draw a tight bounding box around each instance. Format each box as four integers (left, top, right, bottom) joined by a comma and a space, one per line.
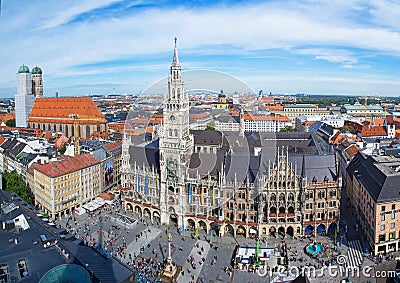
51, 195, 400, 283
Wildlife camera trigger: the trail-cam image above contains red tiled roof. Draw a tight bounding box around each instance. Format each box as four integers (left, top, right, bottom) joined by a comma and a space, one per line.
28, 97, 107, 124
361, 125, 387, 137
244, 114, 290, 122
0, 136, 6, 146
266, 105, 284, 111
345, 144, 360, 158
103, 142, 121, 151
0, 114, 15, 122
189, 113, 209, 120
34, 154, 100, 178
303, 121, 315, 126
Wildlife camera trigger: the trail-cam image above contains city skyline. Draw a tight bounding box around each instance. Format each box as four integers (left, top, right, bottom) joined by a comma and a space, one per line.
0, 0, 399, 97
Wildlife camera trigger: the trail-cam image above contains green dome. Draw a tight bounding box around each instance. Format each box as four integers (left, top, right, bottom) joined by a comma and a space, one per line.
18, 65, 30, 73
40, 264, 91, 283
32, 66, 42, 74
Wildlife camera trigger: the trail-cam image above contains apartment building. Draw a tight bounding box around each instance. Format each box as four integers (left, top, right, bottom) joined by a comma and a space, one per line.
28, 154, 101, 220
346, 153, 400, 255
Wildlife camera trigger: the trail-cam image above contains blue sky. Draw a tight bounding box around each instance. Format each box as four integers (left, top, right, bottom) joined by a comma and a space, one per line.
0, 0, 399, 97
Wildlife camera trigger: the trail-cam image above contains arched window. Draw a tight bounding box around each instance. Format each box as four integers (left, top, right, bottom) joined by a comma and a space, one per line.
288, 193, 294, 201
279, 193, 285, 201
86, 125, 90, 138
270, 194, 276, 201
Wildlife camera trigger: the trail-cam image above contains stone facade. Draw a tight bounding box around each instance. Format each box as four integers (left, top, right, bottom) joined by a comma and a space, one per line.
120, 40, 340, 239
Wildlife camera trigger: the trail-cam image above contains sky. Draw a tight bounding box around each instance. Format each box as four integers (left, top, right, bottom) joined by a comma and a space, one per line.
0, 0, 399, 98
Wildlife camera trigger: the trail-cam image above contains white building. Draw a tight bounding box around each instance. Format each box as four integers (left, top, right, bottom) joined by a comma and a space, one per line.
295, 114, 360, 131
15, 65, 36, 128
244, 114, 292, 132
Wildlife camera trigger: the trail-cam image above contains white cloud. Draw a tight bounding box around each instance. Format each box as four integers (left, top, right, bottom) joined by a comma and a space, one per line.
38, 0, 126, 30
0, 0, 399, 96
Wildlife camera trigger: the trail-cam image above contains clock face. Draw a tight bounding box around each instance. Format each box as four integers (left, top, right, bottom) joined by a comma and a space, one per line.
169, 115, 176, 121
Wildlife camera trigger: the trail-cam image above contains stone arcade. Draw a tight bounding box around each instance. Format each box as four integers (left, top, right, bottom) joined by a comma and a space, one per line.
121, 39, 340, 239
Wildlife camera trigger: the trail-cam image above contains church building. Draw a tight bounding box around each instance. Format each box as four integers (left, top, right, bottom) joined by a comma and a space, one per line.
120, 39, 340, 238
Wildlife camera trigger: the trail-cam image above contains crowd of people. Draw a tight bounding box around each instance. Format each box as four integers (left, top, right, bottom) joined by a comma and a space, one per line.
59, 204, 176, 282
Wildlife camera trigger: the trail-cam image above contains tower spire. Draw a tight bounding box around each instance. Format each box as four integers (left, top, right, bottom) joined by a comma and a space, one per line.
172, 37, 179, 65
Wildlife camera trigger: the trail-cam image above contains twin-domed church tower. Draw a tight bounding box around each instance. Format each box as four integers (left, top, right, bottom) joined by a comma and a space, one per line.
15, 65, 43, 127
159, 38, 194, 224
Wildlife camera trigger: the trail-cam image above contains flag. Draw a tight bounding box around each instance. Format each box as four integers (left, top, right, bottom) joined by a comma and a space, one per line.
189, 182, 193, 204
200, 184, 204, 205
137, 173, 140, 193
181, 223, 185, 235
212, 185, 215, 206
145, 175, 149, 195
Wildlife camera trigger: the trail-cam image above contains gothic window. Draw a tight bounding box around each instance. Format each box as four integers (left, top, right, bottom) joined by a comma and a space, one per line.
279, 193, 285, 201
270, 194, 276, 201
279, 207, 285, 214
288, 193, 294, 201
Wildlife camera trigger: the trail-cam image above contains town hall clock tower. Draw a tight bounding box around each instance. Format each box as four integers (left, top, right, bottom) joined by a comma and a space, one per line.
159, 38, 193, 225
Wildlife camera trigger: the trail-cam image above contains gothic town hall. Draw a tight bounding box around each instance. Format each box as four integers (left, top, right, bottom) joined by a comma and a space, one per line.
120, 39, 340, 239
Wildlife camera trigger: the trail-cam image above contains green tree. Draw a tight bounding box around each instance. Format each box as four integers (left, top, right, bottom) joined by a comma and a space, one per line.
6, 119, 16, 127
340, 125, 356, 134
2, 170, 33, 205
58, 143, 67, 155
280, 125, 294, 132
205, 122, 216, 131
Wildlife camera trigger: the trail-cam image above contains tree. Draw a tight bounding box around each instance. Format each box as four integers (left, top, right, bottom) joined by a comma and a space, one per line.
340, 125, 356, 134
205, 122, 216, 131
280, 125, 294, 133
58, 143, 67, 155
2, 170, 33, 205
6, 119, 16, 127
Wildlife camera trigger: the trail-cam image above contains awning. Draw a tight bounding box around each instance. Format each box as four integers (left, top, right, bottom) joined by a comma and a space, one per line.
249, 227, 257, 233
317, 226, 325, 232
305, 227, 313, 233
328, 224, 336, 230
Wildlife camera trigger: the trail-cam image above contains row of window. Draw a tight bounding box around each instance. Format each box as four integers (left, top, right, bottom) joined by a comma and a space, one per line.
305, 211, 336, 220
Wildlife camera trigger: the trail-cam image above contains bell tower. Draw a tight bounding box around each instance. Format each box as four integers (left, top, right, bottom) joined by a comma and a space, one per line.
159, 38, 193, 225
